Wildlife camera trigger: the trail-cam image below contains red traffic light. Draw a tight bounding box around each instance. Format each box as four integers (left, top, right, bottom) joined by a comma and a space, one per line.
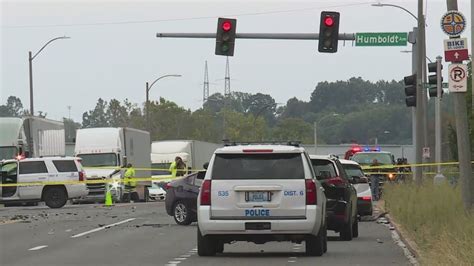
324, 16, 334, 27
222, 21, 232, 31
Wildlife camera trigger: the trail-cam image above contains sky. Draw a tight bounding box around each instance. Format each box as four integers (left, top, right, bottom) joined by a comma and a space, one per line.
1, 0, 472, 122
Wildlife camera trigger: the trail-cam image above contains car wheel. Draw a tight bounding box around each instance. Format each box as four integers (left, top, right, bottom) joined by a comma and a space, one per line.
323, 222, 328, 253
197, 227, 217, 256
306, 225, 325, 256
352, 216, 359, 238
340, 210, 353, 241
216, 241, 224, 253
173, 201, 192, 225
144, 187, 150, 202
43, 186, 68, 209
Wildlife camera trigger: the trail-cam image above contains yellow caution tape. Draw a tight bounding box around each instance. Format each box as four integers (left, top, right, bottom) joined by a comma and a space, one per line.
83, 166, 206, 172
361, 160, 474, 170
0, 176, 178, 187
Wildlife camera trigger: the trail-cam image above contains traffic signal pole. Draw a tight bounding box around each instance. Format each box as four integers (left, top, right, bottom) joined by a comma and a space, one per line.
434, 56, 445, 182
409, 27, 419, 180
446, 0, 473, 211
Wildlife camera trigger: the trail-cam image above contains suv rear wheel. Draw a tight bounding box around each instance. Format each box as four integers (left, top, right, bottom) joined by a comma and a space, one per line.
306, 223, 325, 256
352, 217, 359, 238
173, 201, 193, 225
197, 227, 217, 256
43, 186, 68, 208
340, 209, 353, 241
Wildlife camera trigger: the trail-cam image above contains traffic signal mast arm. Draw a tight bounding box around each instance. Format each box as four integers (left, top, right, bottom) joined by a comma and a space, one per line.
156, 32, 356, 40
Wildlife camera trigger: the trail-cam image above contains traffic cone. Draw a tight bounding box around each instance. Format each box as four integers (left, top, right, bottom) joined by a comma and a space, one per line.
104, 190, 113, 207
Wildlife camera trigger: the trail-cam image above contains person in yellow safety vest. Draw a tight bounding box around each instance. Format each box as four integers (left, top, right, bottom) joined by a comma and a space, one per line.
124, 163, 137, 192
169, 156, 187, 178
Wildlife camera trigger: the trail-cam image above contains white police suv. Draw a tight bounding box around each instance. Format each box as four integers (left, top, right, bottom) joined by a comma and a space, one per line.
197, 143, 327, 256
0, 157, 88, 208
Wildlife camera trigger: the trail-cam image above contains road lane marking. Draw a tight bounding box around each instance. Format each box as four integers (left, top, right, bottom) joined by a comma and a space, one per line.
180, 254, 191, 258
71, 218, 136, 238
174, 258, 187, 260
28, 245, 48, 251
168, 261, 181, 264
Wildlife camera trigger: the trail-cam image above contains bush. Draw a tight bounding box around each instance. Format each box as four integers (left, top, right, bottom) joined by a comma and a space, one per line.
384, 182, 474, 265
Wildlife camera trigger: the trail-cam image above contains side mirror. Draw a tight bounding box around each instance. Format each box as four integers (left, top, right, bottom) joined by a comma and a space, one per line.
203, 162, 209, 170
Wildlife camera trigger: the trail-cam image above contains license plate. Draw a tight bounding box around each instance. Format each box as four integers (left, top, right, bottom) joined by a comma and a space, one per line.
246, 191, 270, 202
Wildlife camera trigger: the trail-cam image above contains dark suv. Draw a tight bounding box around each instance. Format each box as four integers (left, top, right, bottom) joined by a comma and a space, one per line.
165, 171, 206, 225
310, 155, 358, 241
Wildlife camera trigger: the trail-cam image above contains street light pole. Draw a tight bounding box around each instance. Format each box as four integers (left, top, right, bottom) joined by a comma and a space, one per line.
29, 36, 70, 116
145, 74, 182, 133
314, 113, 339, 154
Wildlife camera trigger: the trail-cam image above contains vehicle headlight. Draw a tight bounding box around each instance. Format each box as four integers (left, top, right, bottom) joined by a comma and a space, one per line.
388, 173, 395, 180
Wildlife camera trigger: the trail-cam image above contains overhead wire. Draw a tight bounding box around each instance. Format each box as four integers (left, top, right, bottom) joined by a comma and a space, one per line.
2, 1, 375, 29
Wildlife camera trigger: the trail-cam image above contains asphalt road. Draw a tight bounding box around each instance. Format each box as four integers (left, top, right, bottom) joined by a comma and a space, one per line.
0, 202, 411, 266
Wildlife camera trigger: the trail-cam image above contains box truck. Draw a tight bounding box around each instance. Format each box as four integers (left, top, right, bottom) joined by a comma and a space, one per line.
74, 127, 151, 202
0, 117, 65, 161
150, 140, 220, 181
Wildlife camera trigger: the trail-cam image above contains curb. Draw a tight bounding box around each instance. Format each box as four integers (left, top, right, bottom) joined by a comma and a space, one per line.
374, 200, 421, 262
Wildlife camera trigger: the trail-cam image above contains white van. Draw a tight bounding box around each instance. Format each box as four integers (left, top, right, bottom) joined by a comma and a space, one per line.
0, 157, 88, 208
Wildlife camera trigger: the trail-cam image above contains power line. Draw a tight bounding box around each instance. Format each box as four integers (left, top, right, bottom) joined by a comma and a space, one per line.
3, 2, 374, 29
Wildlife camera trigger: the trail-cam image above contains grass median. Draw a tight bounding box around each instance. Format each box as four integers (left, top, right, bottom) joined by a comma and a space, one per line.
383, 181, 474, 265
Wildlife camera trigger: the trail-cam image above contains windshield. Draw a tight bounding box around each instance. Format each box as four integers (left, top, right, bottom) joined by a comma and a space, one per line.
343, 164, 365, 178
0, 147, 17, 161
351, 153, 394, 165
212, 153, 304, 180
77, 153, 118, 167
151, 163, 171, 176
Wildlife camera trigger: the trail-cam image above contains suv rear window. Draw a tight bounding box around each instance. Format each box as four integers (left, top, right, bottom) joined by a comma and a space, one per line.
19, 161, 48, 174
53, 160, 78, 172
311, 159, 337, 180
342, 164, 364, 178
212, 153, 304, 180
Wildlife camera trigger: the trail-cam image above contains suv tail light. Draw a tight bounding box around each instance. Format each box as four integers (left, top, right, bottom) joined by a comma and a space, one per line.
79, 171, 86, 181
165, 183, 172, 190
305, 179, 317, 205
360, 196, 371, 201
200, 180, 212, 206
326, 177, 345, 186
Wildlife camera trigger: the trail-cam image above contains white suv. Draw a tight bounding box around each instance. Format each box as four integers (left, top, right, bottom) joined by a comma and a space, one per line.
0, 157, 88, 208
197, 143, 327, 256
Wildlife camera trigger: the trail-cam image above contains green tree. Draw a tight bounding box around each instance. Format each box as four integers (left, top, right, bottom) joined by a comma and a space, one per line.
272, 118, 313, 143
82, 98, 109, 128
0, 96, 24, 117
107, 99, 129, 127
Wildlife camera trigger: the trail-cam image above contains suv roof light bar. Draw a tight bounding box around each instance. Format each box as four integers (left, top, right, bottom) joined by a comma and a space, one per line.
223, 140, 301, 147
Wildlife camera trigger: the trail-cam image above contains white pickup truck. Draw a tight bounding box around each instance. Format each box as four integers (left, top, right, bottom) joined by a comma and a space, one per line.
0, 157, 88, 208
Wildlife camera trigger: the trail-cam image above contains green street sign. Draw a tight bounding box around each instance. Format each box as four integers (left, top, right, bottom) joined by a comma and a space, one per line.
355, 32, 408, 46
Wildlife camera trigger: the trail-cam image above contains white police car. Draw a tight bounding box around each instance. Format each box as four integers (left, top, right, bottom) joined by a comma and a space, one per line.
197, 143, 327, 256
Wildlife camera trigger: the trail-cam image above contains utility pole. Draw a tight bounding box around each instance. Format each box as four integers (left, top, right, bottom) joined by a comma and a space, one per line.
415, 0, 425, 184
421, 13, 430, 168
446, 0, 473, 211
